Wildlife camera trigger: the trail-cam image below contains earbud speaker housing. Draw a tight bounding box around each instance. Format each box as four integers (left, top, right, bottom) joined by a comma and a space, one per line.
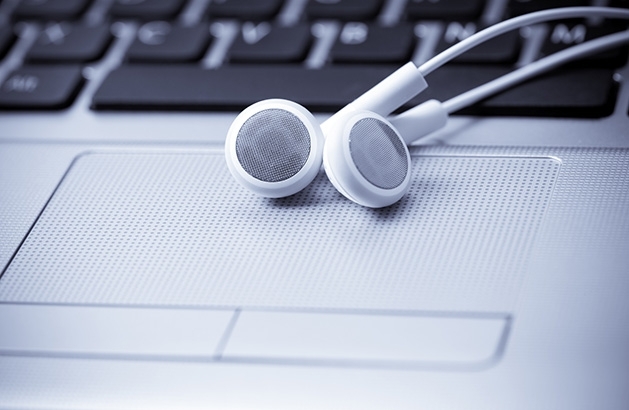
225, 99, 324, 198
323, 110, 412, 208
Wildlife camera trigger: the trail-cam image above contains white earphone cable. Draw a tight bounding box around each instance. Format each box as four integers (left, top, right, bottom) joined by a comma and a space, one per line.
390, 29, 629, 144
418, 7, 629, 76
441, 29, 629, 114
351, 7, 629, 121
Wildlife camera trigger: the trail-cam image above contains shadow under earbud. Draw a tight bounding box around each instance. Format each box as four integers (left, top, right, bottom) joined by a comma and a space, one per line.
366, 191, 413, 222
267, 172, 340, 209
268, 171, 418, 223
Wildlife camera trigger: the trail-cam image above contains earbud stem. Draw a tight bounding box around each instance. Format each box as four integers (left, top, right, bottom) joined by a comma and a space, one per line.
389, 100, 449, 145
321, 62, 427, 137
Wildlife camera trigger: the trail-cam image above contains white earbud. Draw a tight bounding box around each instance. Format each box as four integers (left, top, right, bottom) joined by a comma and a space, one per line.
322, 110, 412, 208
322, 101, 447, 208
225, 99, 324, 198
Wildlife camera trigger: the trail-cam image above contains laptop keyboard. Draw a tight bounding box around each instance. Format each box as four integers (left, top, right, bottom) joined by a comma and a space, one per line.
0, 0, 626, 116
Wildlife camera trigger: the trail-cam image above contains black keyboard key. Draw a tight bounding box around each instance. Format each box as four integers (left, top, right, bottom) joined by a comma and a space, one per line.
433, 22, 520, 64
127, 22, 210, 63
92, 65, 397, 111
26, 23, 112, 63
0, 66, 84, 109
406, 0, 483, 20
14, 0, 91, 20
110, 0, 185, 20
474, 68, 617, 118
229, 23, 311, 63
539, 22, 629, 67
507, 0, 588, 17
208, 0, 284, 21
306, 0, 383, 21
0, 26, 15, 59
408, 66, 617, 118
330, 22, 414, 63
92, 65, 617, 117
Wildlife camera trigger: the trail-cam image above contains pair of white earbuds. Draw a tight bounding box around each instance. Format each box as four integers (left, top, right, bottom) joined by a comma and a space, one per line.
225, 7, 629, 208
225, 62, 441, 208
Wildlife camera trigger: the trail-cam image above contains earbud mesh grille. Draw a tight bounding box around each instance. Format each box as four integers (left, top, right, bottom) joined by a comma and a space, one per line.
235, 108, 311, 183
349, 118, 408, 190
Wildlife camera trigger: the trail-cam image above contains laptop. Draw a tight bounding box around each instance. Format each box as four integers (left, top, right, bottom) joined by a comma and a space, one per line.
0, 0, 628, 408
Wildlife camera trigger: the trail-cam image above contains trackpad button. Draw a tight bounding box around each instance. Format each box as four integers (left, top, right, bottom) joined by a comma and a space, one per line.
0, 304, 233, 359
223, 311, 508, 368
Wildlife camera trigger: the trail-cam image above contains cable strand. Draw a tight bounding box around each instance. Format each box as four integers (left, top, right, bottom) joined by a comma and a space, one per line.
441, 29, 629, 114
418, 7, 629, 76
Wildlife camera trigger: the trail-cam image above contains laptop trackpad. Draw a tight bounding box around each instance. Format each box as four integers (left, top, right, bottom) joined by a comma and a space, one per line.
0, 152, 559, 367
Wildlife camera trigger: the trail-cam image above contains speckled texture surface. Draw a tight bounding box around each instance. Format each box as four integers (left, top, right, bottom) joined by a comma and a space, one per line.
0, 151, 560, 313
